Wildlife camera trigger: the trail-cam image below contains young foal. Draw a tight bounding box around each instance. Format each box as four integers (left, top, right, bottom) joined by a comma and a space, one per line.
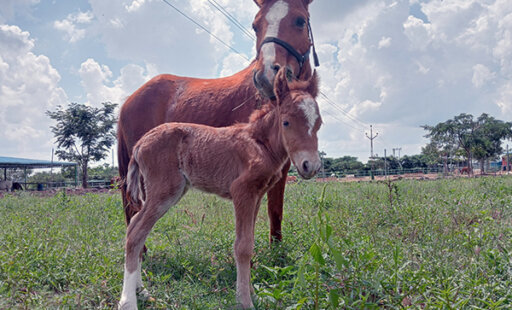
119, 70, 322, 309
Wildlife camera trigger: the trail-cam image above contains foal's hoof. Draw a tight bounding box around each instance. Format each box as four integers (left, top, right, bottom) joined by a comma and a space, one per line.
136, 287, 150, 301
118, 301, 137, 310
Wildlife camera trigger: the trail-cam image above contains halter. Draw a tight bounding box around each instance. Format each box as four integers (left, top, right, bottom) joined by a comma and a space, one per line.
258, 18, 320, 77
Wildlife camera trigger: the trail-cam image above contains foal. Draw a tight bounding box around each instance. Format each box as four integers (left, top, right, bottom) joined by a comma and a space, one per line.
119, 69, 322, 309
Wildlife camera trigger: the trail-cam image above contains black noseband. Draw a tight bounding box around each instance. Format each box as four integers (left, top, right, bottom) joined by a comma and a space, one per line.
257, 19, 320, 78
260, 37, 311, 76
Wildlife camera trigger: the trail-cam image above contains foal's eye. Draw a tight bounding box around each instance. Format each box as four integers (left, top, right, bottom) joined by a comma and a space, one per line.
252, 23, 259, 33
283, 121, 290, 127
295, 17, 306, 28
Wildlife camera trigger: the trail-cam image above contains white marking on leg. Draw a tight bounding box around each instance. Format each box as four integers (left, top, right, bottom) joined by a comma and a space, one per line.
261, 0, 289, 81
119, 263, 139, 309
299, 97, 319, 135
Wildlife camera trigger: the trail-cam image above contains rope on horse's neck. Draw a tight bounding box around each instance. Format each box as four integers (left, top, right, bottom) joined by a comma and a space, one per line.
231, 93, 259, 111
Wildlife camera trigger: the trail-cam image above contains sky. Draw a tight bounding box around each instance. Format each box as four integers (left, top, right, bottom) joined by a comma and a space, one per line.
1, 0, 512, 165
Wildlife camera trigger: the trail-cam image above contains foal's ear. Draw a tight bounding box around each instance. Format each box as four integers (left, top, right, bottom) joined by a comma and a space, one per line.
306, 70, 319, 98
302, 0, 314, 7
274, 68, 290, 105
253, 0, 265, 8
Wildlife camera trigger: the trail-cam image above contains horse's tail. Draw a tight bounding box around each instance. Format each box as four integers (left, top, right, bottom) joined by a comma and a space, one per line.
126, 145, 143, 206
118, 128, 143, 225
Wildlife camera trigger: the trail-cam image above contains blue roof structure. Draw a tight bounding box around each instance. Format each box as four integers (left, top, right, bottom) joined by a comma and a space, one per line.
0, 156, 77, 169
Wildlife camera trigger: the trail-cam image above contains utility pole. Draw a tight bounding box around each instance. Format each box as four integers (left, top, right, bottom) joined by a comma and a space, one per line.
507, 144, 510, 174
393, 147, 403, 171
384, 148, 388, 177
366, 125, 378, 158
366, 125, 378, 180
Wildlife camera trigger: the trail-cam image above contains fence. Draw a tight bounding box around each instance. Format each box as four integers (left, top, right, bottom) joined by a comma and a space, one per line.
319, 165, 503, 179
17, 179, 113, 191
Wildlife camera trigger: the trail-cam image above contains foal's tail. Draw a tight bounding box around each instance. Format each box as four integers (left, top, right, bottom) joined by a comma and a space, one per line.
126, 146, 144, 205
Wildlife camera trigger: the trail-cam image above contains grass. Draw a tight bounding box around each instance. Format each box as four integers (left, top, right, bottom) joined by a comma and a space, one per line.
1, 176, 512, 309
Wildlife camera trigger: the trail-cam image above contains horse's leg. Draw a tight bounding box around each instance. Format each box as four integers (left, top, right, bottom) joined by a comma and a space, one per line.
232, 184, 261, 309
266, 159, 291, 243
119, 174, 186, 310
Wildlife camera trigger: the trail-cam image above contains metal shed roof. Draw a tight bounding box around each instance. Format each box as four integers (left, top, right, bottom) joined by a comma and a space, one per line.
0, 156, 77, 169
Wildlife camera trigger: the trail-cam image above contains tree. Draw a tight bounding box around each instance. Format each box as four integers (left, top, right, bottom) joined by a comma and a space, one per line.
46, 102, 117, 188
423, 113, 477, 173
472, 114, 512, 173
423, 113, 512, 174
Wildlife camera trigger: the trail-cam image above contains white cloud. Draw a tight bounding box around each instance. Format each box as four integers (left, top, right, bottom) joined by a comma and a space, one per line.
219, 53, 250, 77
0, 25, 68, 158
472, 64, 495, 88
78, 58, 154, 108
86, 0, 256, 77
378, 36, 392, 49
0, 0, 40, 23
305, 0, 512, 160
125, 0, 147, 13
403, 15, 433, 50
54, 11, 94, 43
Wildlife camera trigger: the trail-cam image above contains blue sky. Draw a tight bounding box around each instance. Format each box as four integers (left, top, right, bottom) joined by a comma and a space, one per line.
1, 0, 512, 164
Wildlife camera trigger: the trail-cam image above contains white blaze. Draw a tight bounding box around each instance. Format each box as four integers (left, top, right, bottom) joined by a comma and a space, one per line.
261, 0, 288, 80
299, 97, 319, 135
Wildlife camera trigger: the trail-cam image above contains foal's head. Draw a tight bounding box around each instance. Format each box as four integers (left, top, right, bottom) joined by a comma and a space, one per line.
252, 0, 315, 99
274, 68, 321, 179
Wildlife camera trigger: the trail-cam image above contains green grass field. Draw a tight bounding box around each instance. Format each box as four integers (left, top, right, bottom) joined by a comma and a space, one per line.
1, 176, 512, 309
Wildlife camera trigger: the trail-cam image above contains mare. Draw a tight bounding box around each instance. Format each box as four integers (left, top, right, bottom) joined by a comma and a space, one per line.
117, 0, 317, 250
118, 69, 322, 309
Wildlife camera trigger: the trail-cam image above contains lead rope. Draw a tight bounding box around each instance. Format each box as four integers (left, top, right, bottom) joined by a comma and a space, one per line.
308, 18, 320, 67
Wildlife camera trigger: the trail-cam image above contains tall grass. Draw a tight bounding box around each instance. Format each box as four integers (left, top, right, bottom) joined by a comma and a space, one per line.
1, 177, 511, 309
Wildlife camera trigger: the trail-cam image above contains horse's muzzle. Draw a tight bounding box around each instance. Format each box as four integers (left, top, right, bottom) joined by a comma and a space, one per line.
253, 69, 276, 100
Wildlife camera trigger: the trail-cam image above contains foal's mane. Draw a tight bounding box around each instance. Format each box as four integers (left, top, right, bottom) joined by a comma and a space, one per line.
248, 73, 319, 123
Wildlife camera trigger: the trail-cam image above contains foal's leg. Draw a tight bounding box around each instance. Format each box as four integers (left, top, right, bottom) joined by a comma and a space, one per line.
232, 185, 262, 309
266, 159, 291, 243
119, 175, 187, 309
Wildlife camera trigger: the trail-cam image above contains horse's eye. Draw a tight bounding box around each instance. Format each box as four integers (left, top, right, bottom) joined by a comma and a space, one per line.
252, 23, 258, 33
283, 121, 290, 127
295, 17, 306, 28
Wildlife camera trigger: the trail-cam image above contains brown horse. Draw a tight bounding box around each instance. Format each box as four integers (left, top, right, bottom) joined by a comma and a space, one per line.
117, 0, 317, 248
118, 69, 321, 309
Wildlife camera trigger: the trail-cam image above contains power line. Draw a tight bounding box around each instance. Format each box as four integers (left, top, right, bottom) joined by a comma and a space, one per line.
319, 91, 368, 130
207, 0, 255, 41
161, 0, 250, 62
320, 107, 366, 132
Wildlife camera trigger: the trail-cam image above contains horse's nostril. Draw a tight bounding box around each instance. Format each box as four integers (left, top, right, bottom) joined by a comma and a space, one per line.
272, 64, 281, 73
302, 160, 310, 173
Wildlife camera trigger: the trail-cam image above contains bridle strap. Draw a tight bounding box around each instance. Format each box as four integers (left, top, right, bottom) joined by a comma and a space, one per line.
260, 37, 311, 74
257, 18, 320, 77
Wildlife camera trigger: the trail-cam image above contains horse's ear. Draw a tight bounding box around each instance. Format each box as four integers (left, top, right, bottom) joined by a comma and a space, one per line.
307, 70, 319, 98
253, 0, 265, 8
274, 68, 289, 105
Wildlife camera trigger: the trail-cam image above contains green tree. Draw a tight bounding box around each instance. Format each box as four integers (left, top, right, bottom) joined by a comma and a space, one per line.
46, 102, 117, 188
472, 114, 512, 173
423, 113, 477, 173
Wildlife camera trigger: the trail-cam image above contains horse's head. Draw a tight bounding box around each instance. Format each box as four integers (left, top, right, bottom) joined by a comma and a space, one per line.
274, 68, 321, 179
252, 0, 316, 99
